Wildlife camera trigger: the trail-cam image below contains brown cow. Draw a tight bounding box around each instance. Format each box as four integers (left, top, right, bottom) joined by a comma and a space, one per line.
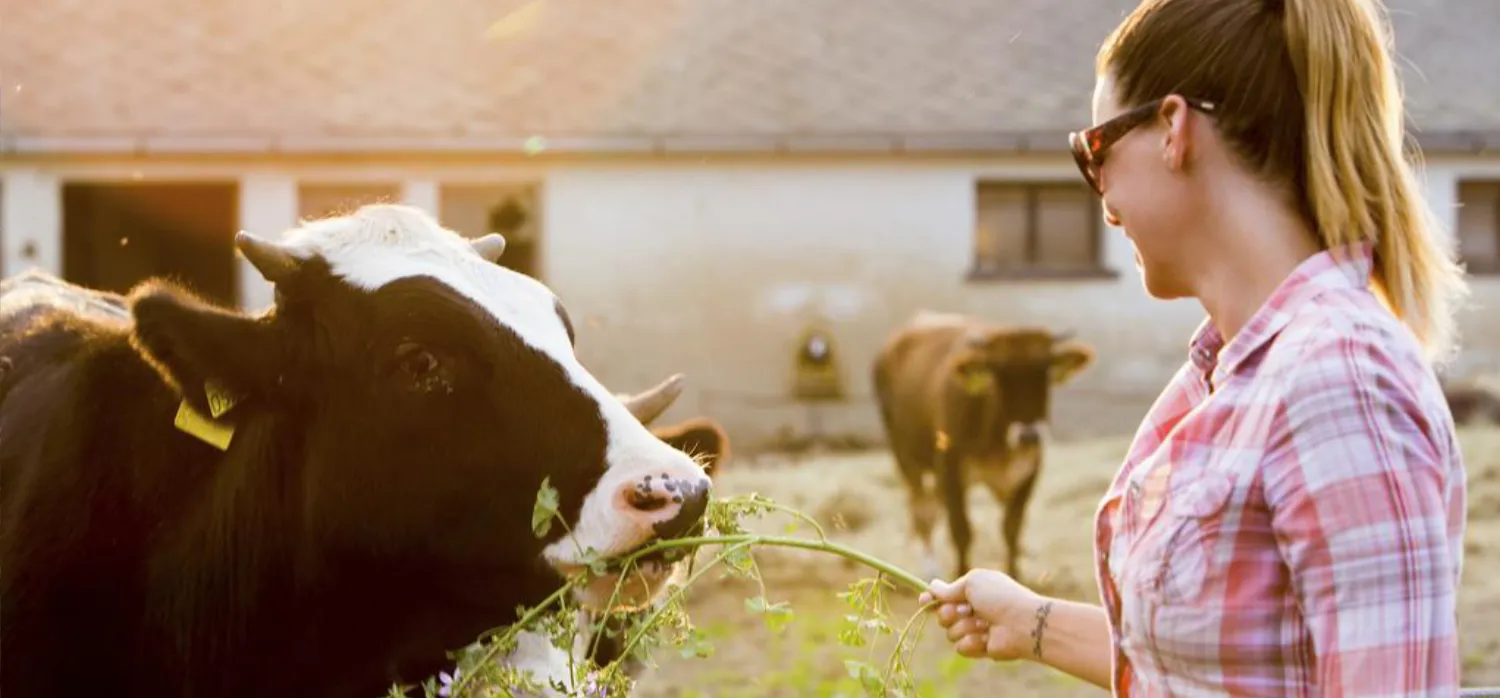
1442, 377, 1500, 425
872, 311, 1094, 582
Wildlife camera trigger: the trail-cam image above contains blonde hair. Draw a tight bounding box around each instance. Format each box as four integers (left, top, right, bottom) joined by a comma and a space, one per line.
1099, 0, 1470, 363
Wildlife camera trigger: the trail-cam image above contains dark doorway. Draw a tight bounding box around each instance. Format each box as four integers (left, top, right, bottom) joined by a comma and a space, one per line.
486, 196, 538, 279
63, 182, 239, 307
439, 184, 542, 280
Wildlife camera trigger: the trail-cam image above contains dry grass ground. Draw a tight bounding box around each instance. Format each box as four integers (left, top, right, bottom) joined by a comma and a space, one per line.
626, 425, 1500, 697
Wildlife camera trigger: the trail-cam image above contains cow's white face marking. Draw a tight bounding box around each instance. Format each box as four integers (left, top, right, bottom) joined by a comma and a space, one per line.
1004, 421, 1048, 451
964, 431, 1043, 504
263, 204, 704, 604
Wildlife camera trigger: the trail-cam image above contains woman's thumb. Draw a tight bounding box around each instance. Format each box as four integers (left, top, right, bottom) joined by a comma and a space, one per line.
923, 577, 967, 603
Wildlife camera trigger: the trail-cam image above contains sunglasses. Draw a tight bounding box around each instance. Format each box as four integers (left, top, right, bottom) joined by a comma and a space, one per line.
1068, 96, 1218, 195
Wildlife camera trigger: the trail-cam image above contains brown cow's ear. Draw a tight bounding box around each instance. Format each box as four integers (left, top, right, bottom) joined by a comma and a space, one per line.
1049, 340, 1095, 385
128, 281, 284, 413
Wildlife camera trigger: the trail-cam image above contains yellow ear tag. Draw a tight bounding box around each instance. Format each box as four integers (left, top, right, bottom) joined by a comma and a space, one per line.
173, 380, 240, 451
960, 369, 994, 396
204, 379, 240, 419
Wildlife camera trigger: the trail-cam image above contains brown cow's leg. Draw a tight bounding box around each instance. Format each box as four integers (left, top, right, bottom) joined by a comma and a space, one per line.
901, 468, 943, 582
1001, 469, 1039, 582
975, 448, 1041, 583
937, 454, 972, 578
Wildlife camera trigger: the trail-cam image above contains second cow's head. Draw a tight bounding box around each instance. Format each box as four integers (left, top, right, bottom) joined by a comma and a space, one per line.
944, 326, 1094, 451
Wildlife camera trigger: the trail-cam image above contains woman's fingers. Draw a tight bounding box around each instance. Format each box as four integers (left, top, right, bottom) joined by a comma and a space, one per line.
944, 616, 989, 643
953, 632, 989, 659
934, 602, 974, 628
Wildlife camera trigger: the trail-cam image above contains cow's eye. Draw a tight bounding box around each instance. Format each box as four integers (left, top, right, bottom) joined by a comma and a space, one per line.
395, 342, 440, 377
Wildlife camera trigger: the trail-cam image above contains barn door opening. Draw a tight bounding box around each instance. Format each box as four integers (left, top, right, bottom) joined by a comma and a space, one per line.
63, 181, 239, 308
440, 183, 542, 280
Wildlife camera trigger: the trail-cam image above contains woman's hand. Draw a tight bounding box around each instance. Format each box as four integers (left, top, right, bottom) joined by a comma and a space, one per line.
919, 568, 1046, 661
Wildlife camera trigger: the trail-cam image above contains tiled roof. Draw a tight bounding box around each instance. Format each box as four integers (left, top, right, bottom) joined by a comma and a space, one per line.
3, 0, 1499, 154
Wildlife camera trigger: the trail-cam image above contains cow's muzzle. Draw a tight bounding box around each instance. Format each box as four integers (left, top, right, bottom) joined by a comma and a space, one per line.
1007, 421, 1047, 450
645, 478, 711, 541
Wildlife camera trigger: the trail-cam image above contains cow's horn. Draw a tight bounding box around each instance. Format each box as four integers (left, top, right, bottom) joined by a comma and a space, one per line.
471, 233, 508, 262
621, 373, 685, 426
1052, 329, 1076, 343
234, 231, 302, 283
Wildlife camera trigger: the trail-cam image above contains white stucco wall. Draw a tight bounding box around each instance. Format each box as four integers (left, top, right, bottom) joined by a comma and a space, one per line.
541, 158, 1500, 449
1419, 155, 1500, 379
2, 154, 1495, 450
1, 169, 63, 278
538, 161, 1164, 446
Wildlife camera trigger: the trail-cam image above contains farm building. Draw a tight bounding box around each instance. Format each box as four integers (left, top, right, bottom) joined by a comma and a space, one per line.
3, 0, 1499, 449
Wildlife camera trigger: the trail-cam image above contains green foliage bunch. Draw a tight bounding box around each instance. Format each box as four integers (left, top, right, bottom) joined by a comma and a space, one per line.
387, 478, 939, 698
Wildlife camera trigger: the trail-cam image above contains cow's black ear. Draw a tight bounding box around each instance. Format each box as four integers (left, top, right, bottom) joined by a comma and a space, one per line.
1049, 339, 1095, 385
127, 281, 282, 411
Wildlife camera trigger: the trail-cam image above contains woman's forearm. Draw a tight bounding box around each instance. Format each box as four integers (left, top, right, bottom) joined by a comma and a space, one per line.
1024, 597, 1114, 690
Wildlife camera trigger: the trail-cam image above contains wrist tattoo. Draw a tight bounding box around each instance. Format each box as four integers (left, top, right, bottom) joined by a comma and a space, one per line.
1030, 600, 1054, 660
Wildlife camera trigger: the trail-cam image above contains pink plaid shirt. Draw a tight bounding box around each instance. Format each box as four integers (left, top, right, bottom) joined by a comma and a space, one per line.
1092, 243, 1467, 697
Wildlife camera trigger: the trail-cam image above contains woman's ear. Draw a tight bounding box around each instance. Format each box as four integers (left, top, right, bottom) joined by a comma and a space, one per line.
1158, 95, 1195, 172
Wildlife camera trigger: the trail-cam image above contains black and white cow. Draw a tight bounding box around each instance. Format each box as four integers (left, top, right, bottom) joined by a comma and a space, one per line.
0, 204, 713, 698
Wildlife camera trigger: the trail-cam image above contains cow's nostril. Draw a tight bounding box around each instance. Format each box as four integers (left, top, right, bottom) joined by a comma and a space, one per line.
620, 474, 712, 539
625, 485, 672, 513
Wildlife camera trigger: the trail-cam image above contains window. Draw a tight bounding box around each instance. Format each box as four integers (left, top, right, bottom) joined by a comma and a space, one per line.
970, 181, 1106, 279
1457, 179, 1500, 275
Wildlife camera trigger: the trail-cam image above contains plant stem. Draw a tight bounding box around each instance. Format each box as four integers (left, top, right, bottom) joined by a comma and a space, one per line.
609, 541, 758, 668
449, 531, 930, 696
884, 601, 937, 688
754, 499, 830, 540
619, 534, 929, 593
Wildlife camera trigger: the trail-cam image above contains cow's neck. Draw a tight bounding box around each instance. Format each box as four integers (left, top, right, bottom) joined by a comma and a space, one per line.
136, 400, 309, 687
98, 340, 566, 695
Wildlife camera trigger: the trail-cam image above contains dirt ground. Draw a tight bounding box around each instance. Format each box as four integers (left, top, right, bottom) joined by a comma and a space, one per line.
626, 425, 1500, 697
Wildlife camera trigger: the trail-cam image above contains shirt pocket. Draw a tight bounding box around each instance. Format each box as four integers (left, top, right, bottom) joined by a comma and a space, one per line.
1138, 469, 1238, 607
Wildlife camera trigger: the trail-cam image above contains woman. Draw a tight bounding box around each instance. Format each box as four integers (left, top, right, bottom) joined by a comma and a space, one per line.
920, 0, 1472, 694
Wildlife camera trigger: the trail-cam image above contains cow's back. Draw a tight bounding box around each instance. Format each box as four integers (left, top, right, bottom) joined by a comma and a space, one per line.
0, 273, 192, 696
0, 275, 132, 496
0, 272, 139, 479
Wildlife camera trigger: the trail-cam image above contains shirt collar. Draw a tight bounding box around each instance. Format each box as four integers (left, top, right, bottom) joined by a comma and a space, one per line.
1187, 241, 1374, 386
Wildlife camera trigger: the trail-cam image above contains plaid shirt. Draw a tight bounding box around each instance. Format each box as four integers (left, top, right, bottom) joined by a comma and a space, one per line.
1092, 243, 1467, 697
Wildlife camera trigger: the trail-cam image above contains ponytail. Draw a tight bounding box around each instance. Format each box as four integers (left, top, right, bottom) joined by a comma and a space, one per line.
1282, 0, 1470, 364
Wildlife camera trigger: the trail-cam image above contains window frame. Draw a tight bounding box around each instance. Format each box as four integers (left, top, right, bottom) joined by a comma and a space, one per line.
966, 179, 1116, 282
1456, 178, 1500, 276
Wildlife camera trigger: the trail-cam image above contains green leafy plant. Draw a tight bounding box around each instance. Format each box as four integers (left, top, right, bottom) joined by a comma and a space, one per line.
387, 480, 941, 698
